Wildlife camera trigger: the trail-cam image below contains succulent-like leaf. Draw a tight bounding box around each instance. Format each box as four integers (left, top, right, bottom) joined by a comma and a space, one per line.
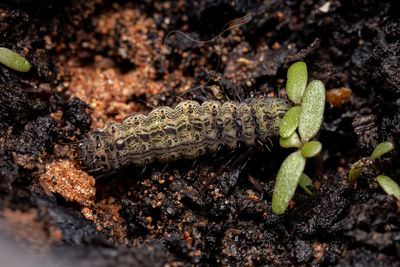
302, 141, 322, 158
280, 106, 301, 138
279, 132, 302, 148
0, 47, 31, 72
286, 61, 307, 104
377, 175, 400, 199
298, 173, 313, 196
272, 150, 306, 214
348, 160, 365, 183
298, 80, 325, 142
349, 167, 363, 183
371, 141, 394, 160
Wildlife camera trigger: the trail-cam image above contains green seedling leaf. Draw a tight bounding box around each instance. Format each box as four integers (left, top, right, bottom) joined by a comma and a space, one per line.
298, 80, 325, 142
349, 167, 363, 183
371, 141, 394, 160
348, 160, 366, 183
377, 175, 400, 199
298, 173, 313, 196
280, 106, 301, 138
0, 47, 31, 72
302, 141, 322, 158
286, 61, 307, 104
279, 132, 302, 148
272, 150, 306, 214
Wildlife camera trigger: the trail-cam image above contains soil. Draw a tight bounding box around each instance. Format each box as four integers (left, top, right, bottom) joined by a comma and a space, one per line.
0, 0, 399, 266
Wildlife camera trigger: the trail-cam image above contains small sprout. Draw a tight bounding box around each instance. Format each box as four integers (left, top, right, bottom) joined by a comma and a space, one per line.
377, 175, 400, 199
279, 132, 302, 148
286, 61, 307, 104
371, 141, 394, 160
301, 141, 322, 158
348, 159, 371, 183
280, 106, 301, 138
349, 141, 394, 183
298, 80, 326, 142
0, 47, 31, 72
298, 173, 313, 196
349, 166, 363, 183
272, 150, 306, 214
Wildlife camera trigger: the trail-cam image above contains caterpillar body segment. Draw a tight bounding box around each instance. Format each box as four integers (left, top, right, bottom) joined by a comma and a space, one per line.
77, 98, 290, 173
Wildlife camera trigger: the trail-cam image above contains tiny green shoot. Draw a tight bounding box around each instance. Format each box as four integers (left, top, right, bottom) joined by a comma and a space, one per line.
298, 173, 314, 196
349, 141, 394, 182
377, 175, 400, 199
272, 61, 325, 214
348, 141, 398, 200
348, 164, 363, 183
371, 141, 394, 160
0, 47, 31, 72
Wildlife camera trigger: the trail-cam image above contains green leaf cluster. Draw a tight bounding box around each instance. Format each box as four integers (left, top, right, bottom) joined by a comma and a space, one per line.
0, 47, 31, 72
272, 61, 325, 214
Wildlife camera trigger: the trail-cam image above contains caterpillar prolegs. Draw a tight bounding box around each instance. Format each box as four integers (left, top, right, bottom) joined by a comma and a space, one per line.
77, 98, 290, 173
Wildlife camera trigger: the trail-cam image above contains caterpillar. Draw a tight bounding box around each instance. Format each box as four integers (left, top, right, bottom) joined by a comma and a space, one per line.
77, 98, 290, 173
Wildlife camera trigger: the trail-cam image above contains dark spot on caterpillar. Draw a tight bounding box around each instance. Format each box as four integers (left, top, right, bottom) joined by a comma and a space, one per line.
138, 134, 150, 141
263, 114, 273, 122
164, 128, 177, 135
215, 118, 224, 127
77, 98, 290, 173
193, 122, 203, 131
217, 130, 223, 139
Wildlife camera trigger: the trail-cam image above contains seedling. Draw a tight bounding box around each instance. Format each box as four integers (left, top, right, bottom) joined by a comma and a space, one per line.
348, 141, 399, 199
349, 141, 394, 182
272, 61, 325, 214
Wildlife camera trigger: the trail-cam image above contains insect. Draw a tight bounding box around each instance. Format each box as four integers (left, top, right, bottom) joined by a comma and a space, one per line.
77, 98, 290, 174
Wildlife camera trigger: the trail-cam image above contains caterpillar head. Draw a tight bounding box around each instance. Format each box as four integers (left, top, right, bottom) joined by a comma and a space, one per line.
76, 131, 112, 173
